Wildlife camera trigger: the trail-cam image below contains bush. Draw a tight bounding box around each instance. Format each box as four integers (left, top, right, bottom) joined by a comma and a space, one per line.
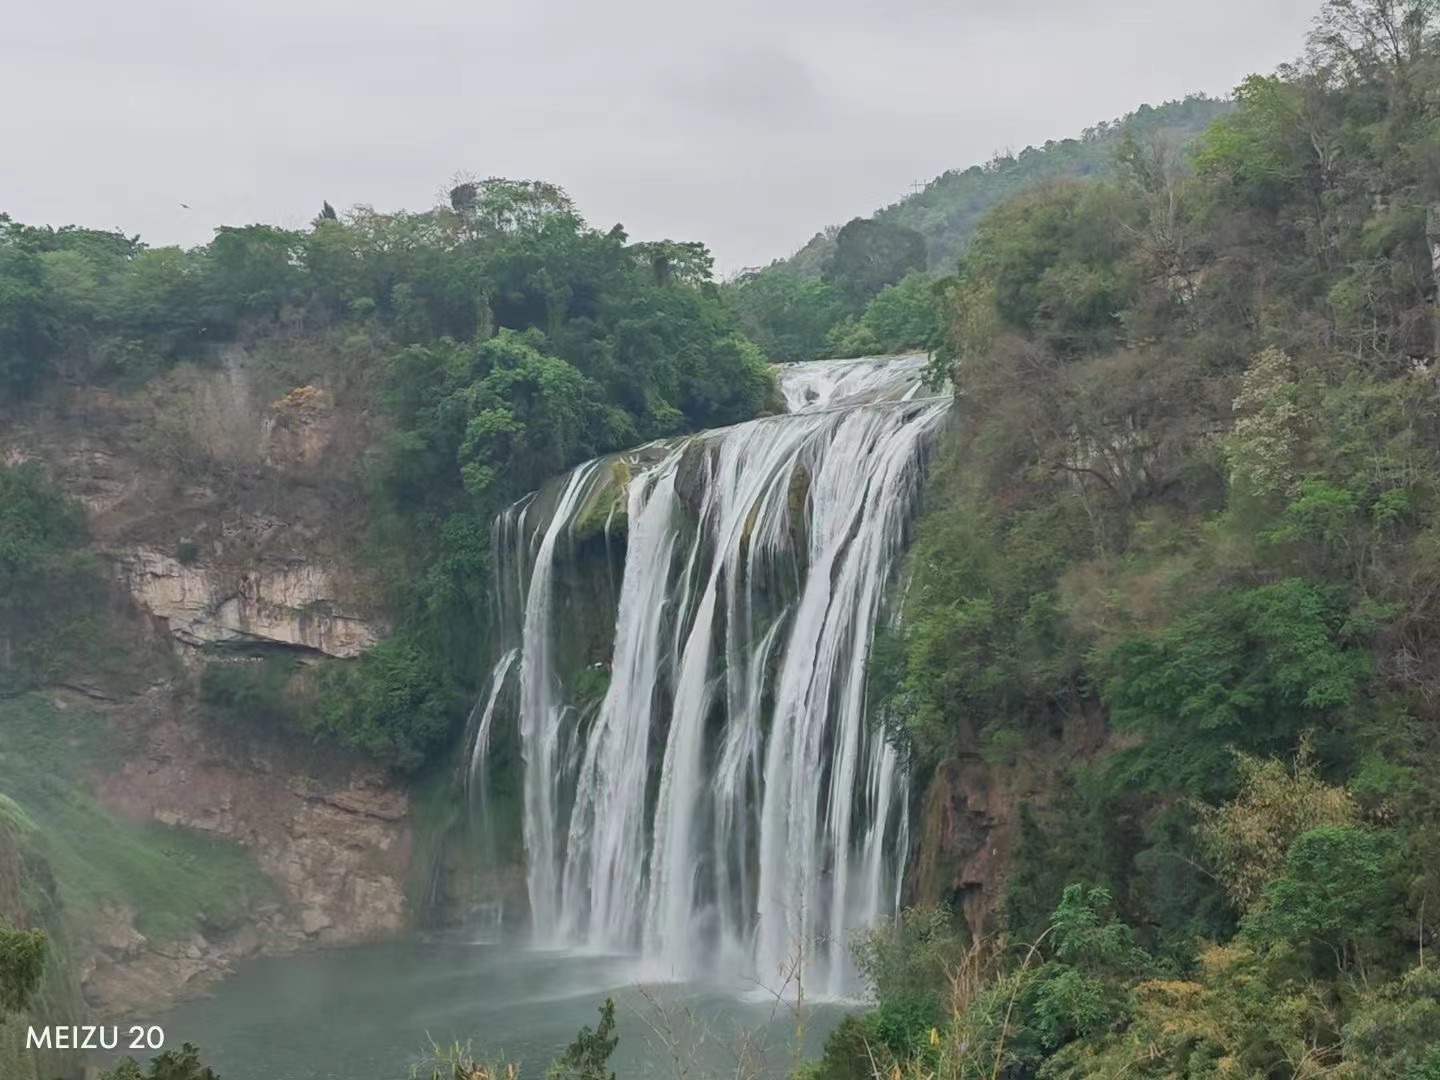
303, 637, 456, 771
100, 1043, 219, 1080
0, 462, 105, 691
199, 656, 298, 729
0, 924, 45, 1016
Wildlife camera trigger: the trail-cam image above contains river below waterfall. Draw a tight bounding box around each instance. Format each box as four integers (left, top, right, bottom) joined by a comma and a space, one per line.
138, 937, 849, 1079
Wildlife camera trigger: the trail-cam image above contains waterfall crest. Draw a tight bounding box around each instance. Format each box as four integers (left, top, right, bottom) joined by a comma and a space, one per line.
472, 353, 949, 995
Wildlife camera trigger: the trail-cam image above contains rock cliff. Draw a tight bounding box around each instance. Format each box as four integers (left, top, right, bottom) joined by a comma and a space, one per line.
83, 692, 411, 1016
1, 359, 413, 1018
114, 548, 377, 658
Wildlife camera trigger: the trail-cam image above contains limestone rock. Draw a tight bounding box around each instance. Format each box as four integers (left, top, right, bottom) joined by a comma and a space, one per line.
115, 548, 378, 658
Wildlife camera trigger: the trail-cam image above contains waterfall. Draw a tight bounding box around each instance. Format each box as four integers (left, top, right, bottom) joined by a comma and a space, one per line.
471, 353, 949, 995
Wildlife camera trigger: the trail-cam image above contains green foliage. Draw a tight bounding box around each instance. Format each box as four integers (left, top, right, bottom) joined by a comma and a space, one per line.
202, 225, 306, 333
305, 636, 456, 772
821, 218, 928, 309
803, 1013, 900, 1080
809, 908, 970, 1077
853, 905, 969, 1010
1197, 745, 1358, 911
1101, 580, 1371, 793
960, 180, 1140, 356
199, 657, 298, 729
861, 272, 941, 350
0, 925, 45, 1016
456, 331, 615, 497
1343, 969, 1440, 1078
547, 997, 618, 1080
1243, 825, 1402, 974
887, 480, 1089, 760
0, 462, 105, 692
0, 223, 55, 400
725, 269, 849, 362
100, 1043, 220, 1080
627, 239, 714, 286
0, 695, 274, 940
817, 5, 1440, 1076
828, 272, 944, 358
0, 462, 88, 582
1194, 76, 1315, 208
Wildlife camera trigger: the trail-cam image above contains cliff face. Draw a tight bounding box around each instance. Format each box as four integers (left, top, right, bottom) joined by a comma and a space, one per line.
114, 548, 378, 658
0, 357, 415, 1018
6, 352, 386, 658
82, 688, 411, 1016
909, 703, 1112, 938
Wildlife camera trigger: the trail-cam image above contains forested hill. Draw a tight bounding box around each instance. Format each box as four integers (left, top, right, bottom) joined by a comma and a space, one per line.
778, 94, 1232, 277
724, 96, 1232, 364
806, 1, 1440, 1076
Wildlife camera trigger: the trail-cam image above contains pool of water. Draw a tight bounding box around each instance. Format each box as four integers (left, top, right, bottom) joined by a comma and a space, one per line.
132, 937, 850, 1079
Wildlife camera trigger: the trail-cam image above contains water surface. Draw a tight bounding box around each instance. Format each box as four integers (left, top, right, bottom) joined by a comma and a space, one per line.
146, 937, 849, 1079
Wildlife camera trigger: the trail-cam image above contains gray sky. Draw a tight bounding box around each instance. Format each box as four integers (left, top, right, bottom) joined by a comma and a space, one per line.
3, 0, 1323, 274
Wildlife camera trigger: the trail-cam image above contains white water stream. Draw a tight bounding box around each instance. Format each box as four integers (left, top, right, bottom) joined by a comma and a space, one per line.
472, 354, 949, 996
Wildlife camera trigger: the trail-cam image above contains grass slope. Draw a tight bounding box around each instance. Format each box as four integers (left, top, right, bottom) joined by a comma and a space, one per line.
0, 694, 273, 942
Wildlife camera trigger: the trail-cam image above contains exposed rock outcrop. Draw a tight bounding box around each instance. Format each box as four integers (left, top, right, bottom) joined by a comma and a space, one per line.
79, 904, 287, 1019
911, 703, 1111, 937
87, 700, 412, 1016
114, 548, 378, 658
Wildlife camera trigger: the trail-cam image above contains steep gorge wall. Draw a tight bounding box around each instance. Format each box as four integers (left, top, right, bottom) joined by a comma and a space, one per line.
0, 359, 418, 1018
81, 686, 411, 1016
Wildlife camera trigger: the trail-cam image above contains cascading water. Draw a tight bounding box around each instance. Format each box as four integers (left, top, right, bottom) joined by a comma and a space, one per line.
471, 353, 949, 996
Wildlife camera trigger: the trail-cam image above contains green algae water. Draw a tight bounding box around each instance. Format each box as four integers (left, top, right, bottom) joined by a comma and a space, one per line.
141, 937, 849, 1079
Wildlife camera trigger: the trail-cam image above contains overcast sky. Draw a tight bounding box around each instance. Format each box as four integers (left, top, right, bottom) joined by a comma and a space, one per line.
3, 0, 1324, 274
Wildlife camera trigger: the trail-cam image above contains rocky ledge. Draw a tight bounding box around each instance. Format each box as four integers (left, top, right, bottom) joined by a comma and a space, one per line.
114, 548, 379, 659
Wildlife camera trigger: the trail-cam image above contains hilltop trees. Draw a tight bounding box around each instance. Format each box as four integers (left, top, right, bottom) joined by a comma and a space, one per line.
0, 179, 773, 770
821, 218, 927, 307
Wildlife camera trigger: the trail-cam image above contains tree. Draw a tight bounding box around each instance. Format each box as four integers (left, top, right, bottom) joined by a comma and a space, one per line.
1311, 0, 1439, 78
304, 636, 456, 772
548, 997, 618, 1080
626, 240, 714, 286
1244, 826, 1401, 976
1102, 580, 1372, 794
1198, 745, 1359, 911
855, 271, 941, 353
201, 224, 306, 331
100, 1043, 220, 1080
0, 462, 102, 692
959, 181, 1138, 356
451, 178, 578, 237
821, 218, 927, 308
1193, 76, 1317, 210
456, 330, 615, 499
726, 268, 849, 361
1226, 348, 1306, 498
0, 220, 56, 399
